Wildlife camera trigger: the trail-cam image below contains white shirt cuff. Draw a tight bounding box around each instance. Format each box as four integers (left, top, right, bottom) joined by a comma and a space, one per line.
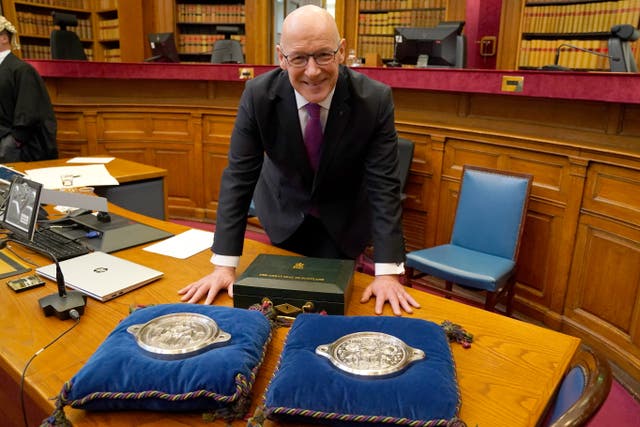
211, 253, 240, 268
375, 262, 405, 276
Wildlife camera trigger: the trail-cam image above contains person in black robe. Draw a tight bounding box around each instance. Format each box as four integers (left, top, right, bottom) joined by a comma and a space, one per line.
0, 16, 57, 162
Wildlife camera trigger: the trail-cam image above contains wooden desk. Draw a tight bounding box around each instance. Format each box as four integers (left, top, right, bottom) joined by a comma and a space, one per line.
7, 157, 168, 220
0, 205, 580, 427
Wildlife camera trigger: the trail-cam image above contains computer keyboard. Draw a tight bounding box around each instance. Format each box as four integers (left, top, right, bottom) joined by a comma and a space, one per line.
15, 227, 91, 261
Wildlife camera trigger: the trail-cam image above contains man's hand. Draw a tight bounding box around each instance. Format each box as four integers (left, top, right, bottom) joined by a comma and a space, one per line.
360, 274, 420, 316
178, 266, 236, 305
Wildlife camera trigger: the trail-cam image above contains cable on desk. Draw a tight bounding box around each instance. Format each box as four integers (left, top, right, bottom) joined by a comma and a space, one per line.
20, 310, 81, 427
0, 235, 39, 267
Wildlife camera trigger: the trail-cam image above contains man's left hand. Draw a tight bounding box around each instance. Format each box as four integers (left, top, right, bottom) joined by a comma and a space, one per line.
360, 275, 420, 316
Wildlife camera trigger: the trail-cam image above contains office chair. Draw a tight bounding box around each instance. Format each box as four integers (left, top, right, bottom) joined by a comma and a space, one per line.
404, 165, 532, 315
355, 137, 415, 274
608, 24, 639, 72
50, 11, 87, 60
211, 39, 244, 64
544, 346, 612, 427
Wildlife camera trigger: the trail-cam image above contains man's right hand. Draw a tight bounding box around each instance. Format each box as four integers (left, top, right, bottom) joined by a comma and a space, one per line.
178, 266, 236, 305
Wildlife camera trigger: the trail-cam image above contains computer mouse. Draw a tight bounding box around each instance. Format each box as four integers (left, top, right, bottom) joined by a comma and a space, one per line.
97, 211, 111, 223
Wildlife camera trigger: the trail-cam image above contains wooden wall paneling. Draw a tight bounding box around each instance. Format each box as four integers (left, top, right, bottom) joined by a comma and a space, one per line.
422, 133, 445, 249
564, 212, 640, 380
54, 109, 89, 158
142, 0, 175, 36
446, 0, 466, 21
153, 145, 198, 217
201, 112, 237, 220
94, 110, 200, 217
564, 161, 640, 380
495, 0, 522, 70
245, 0, 271, 65
117, 0, 145, 62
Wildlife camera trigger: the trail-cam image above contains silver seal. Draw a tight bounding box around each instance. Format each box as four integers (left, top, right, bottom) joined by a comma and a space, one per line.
315, 331, 425, 377
127, 312, 231, 359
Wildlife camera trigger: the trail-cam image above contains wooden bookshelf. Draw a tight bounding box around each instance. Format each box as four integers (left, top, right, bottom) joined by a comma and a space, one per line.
1, 0, 143, 62
518, 0, 640, 70
174, 0, 246, 63
354, 0, 447, 64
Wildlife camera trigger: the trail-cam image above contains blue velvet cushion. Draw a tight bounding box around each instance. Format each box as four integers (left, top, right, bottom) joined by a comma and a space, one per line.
263, 314, 464, 426
56, 304, 271, 413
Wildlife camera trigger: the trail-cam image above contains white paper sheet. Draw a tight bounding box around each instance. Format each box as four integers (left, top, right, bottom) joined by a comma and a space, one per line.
143, 229, 214, 259
25, 164, 119, 189
66, 157, 115, 164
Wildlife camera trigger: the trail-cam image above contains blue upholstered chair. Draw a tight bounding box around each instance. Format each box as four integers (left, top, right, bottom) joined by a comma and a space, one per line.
404, 165, 532, 315
544, 346, 611, 427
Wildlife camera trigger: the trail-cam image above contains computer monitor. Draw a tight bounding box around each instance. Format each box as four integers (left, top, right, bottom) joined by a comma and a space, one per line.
145, 32, 180, 63
392, 21, 466, 68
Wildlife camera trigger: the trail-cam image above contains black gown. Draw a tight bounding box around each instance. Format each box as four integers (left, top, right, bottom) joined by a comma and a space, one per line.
0, 52, 57, 161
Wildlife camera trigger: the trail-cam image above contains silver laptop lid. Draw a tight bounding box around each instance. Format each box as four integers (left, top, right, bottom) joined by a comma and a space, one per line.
35, 251, 163, 301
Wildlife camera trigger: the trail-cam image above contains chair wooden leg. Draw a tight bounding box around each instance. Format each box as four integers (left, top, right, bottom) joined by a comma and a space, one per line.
445, 281, 454, 300
403, 267, 413, 287
506, 280, 516, 317
485, 291, 497, 312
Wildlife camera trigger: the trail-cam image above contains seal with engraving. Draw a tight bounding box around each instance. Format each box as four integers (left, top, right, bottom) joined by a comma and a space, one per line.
127, 312, 231, 359
315, 331, 425, 377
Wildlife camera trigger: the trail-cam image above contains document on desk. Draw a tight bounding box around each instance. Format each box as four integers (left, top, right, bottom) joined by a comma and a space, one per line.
143, 229, 214, 259
25, 164, 119, 189
66, 157, 115, 164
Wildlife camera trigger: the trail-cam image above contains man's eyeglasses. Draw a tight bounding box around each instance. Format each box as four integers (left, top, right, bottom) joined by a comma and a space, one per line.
281, 47, 340, 68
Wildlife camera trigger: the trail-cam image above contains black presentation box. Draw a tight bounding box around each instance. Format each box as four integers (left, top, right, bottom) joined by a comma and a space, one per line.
233, 254, 354, 316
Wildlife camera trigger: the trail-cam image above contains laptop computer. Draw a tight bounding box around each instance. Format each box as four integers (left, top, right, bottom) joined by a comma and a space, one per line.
2, 175, 43, 240
1, 176, 91, 260
35, 251, 163, 302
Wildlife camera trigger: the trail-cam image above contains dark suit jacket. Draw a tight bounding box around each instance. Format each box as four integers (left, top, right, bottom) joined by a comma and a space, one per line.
213, 65, 405, 263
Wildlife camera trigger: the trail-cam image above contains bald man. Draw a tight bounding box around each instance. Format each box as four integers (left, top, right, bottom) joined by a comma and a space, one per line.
0, 16, 57, 162
180, 5, 419, 316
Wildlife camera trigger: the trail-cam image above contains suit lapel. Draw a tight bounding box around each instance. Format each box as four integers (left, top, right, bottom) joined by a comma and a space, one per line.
314, 68, 351, 190
273, 72, 315, 186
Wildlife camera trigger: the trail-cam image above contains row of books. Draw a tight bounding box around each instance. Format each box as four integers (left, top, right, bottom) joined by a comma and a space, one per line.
176, 4, 245, 24
526, 0, 609, 4
519, 39, 613, 70
96, 0, 118, 10
358, 11, 444, 35
523, 0, 640, 34
359, 0, 446, 10
177, 34, 245, 55
20, 43, 93, 60
102, 47, 120, 62
15, 12, 92, 39
18, 0, 90, 9
357, 35, 395, 59
98, 18, 119, 40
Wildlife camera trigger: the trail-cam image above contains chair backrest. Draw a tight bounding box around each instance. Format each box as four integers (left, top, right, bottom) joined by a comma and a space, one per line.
451, 165, 532, 260
211, 39, 244, 64
545, 346, 612, 427
397, 138, 414, 193
608, 24, 639, 72
50, 12, 87, 60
